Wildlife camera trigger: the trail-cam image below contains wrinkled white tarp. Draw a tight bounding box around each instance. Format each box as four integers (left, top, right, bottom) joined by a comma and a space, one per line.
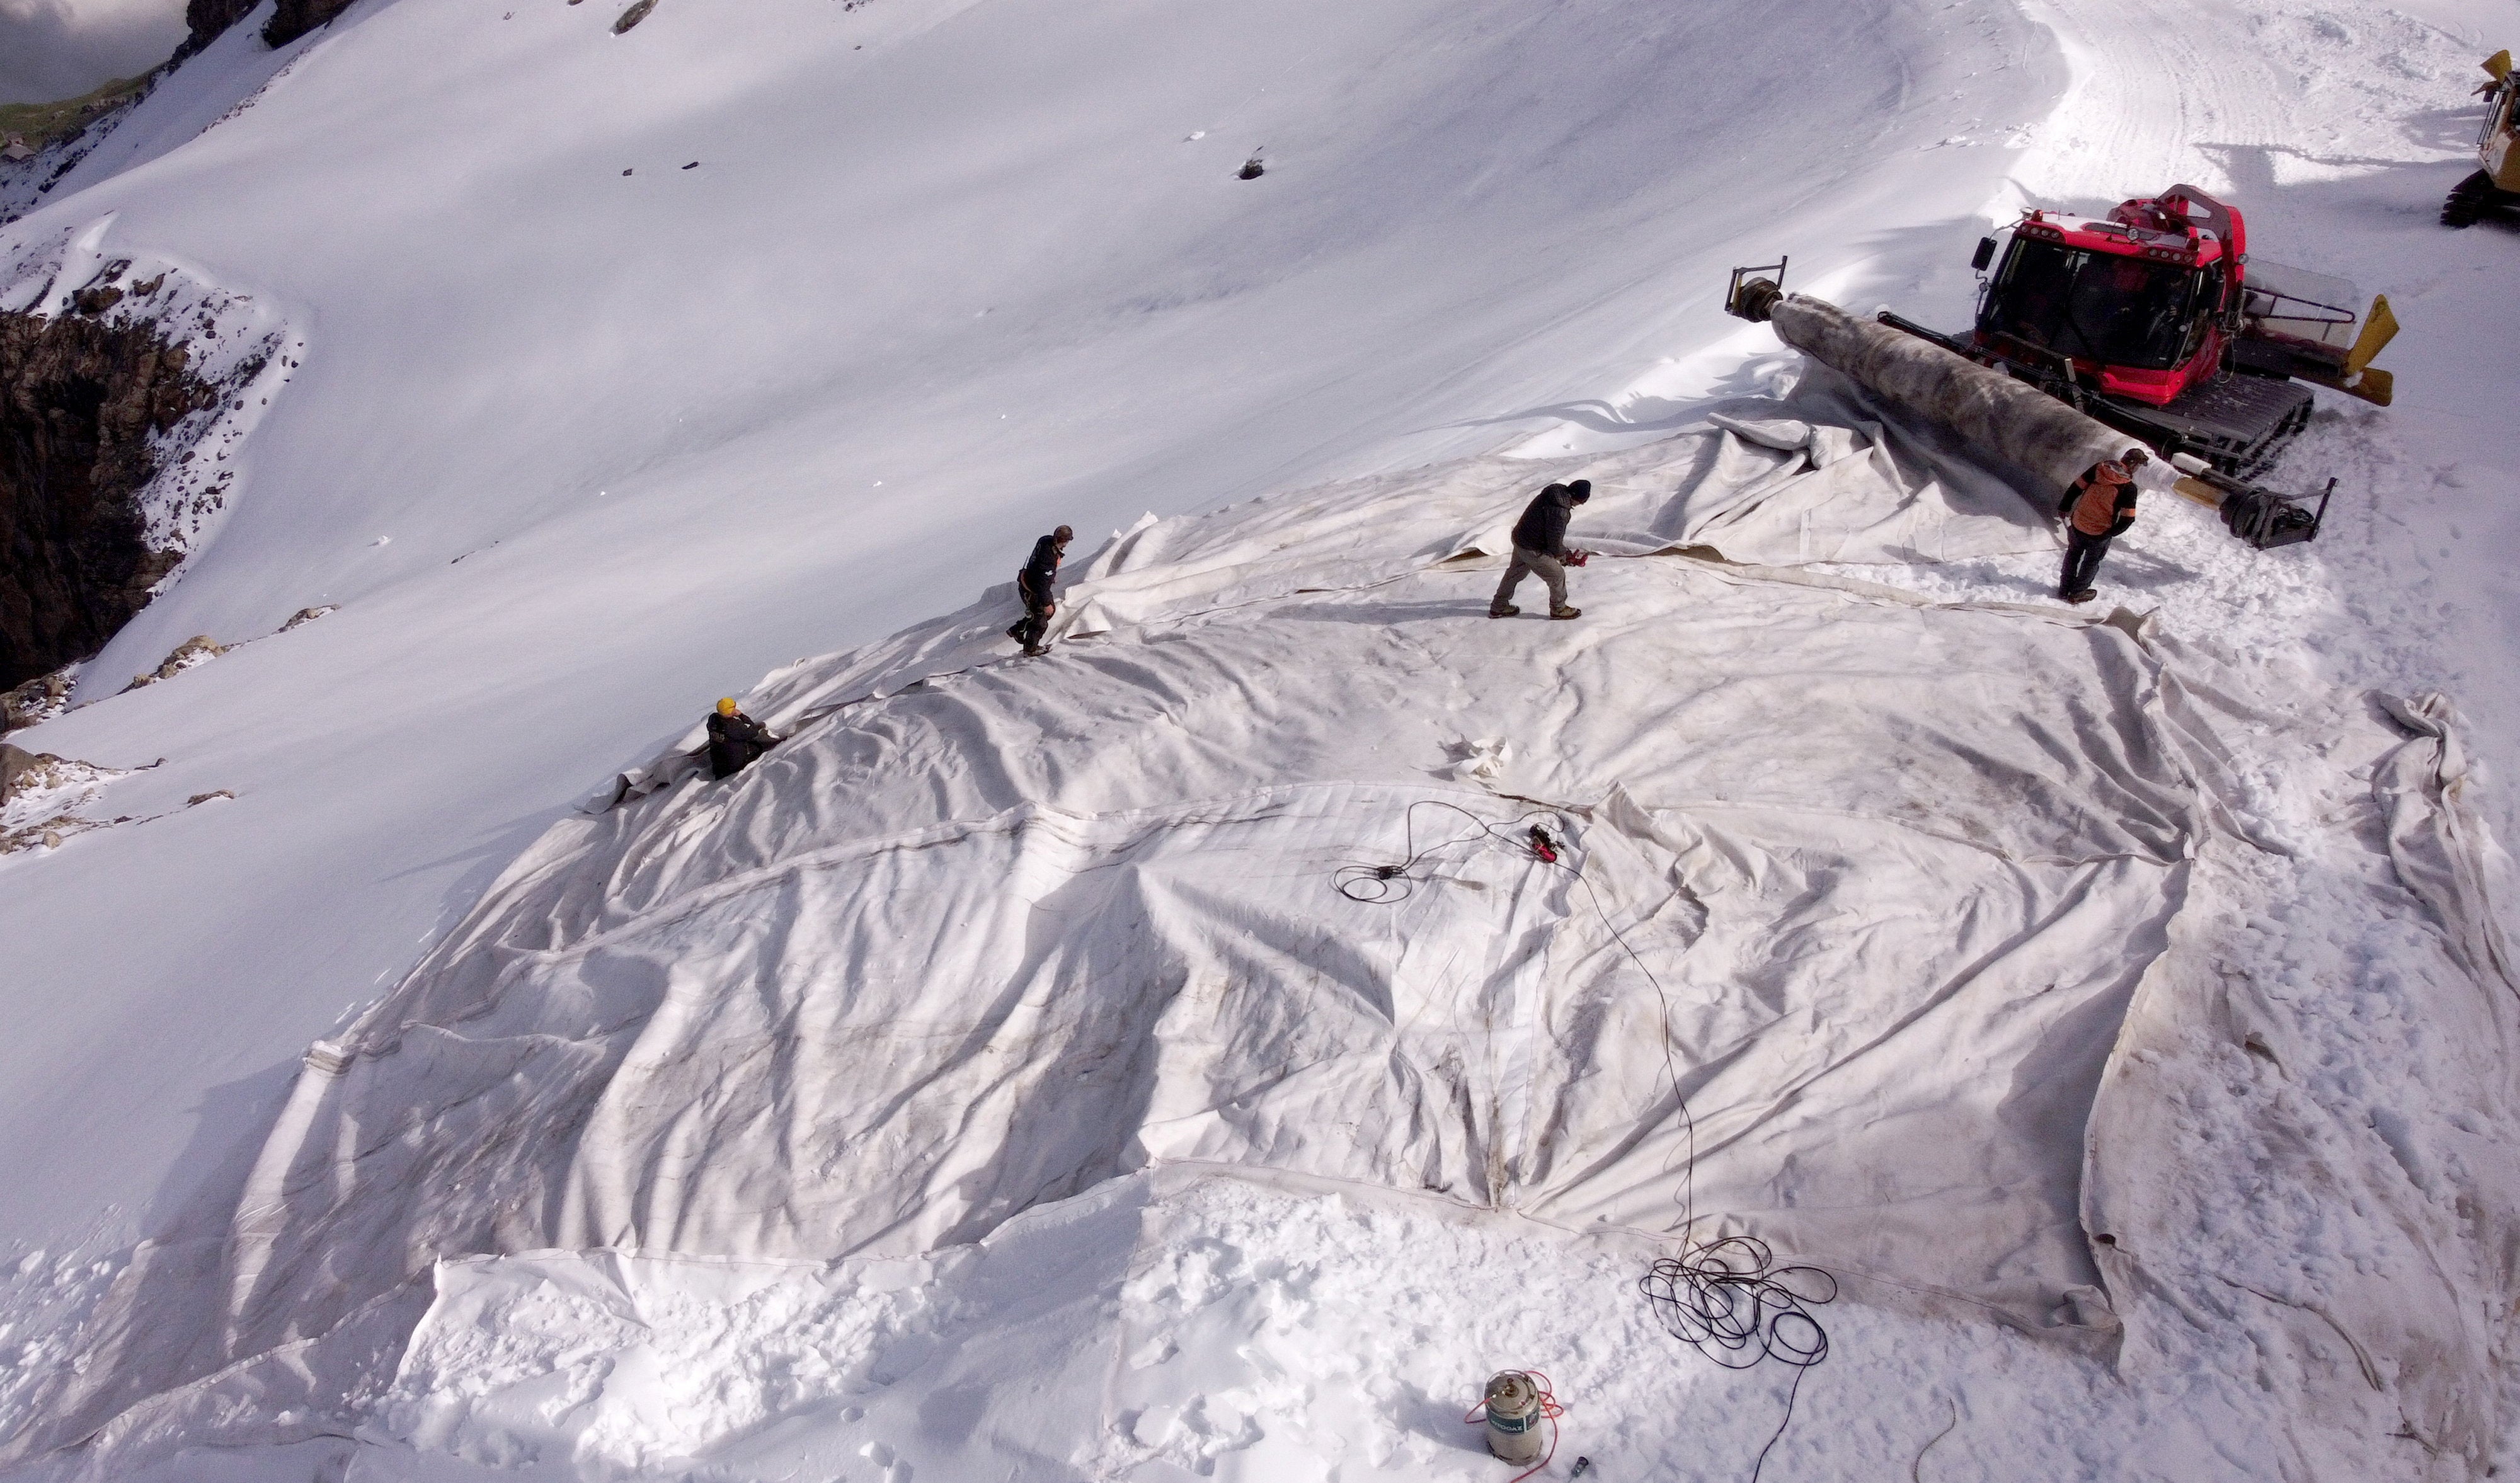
150, 521, 2209, 1425
2079, 676, 2520, 1470
24, 386, 2520, 1480
598, 368, 2059, 810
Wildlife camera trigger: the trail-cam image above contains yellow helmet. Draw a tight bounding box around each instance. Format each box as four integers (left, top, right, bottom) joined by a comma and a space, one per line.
716, 697, 738, 715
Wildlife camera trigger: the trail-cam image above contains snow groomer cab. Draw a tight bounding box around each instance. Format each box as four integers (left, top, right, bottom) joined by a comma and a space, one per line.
1964, 186, 2393, 479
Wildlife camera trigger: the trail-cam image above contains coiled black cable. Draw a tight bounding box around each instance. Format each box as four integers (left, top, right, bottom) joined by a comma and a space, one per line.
1639, 1236, 1836, 1482
1554, 836, 1838, 1483
1336, 797, 1835, 1483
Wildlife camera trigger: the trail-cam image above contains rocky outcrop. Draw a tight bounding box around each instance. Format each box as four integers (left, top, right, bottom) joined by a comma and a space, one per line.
265, 0, 360, 46
2, 670, 72, 731
0, 741, 49, 803
0, 745, 130, 853
178, 0, 357, 58
263, 0, 358, 47
0, 309, 219, 690
121, 634, 226, 692
177, 0, 261, 59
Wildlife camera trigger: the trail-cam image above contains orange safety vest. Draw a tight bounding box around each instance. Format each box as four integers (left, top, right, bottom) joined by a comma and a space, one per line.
2068, 462, 2136, 537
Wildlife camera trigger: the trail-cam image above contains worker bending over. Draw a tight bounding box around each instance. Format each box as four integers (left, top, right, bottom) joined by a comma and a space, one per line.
1009, 524, 1073, 656
1491, 479, 1591, 620
2056, 450, 2150, 604
707, 697, 776, 779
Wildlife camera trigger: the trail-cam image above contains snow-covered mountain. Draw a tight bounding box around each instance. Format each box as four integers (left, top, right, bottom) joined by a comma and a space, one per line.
3, 0, 2517, 1479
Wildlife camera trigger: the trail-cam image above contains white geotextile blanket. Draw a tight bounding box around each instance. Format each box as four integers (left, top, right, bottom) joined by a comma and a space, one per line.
194, 549, 2201, 1389
25, 386, 2520, 1478
600, 369, 2055, 808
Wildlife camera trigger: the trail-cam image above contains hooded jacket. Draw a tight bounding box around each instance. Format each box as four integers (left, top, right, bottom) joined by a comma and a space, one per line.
1511, 483, 1585, 558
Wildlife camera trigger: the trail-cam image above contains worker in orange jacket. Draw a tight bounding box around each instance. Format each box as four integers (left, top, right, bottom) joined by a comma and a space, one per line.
2056, 449, 2151, 604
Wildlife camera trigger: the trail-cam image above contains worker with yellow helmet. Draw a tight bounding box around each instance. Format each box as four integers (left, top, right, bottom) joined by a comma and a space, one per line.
706, 696, 776, 779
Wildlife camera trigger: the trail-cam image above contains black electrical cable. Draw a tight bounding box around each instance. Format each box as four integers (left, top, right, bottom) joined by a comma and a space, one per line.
1334, 798, 1836, 1483
1551, 843, 1838, 1483
1639, 1235, 1835, 1483
1333, 798, 1562, 905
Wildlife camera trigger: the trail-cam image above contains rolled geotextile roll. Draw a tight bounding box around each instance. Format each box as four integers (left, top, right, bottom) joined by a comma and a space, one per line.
1765, 292, 2137, 494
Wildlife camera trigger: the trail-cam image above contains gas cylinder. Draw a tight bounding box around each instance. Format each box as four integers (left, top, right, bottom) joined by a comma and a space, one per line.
1483, 1371, 1545, 1464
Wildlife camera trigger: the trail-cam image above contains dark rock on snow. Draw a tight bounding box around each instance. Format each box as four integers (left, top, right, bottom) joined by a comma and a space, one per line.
180, 0, 358, 57
263, 0, 360, 47
0, 311, 219, 689
0, 742, 55, 803
176, 0, 258, 57
121, 634, 226, 692
1, 670, 72, 731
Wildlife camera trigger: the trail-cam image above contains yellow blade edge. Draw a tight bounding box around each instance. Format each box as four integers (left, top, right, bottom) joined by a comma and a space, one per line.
2345, 365, 2395, 407
2174, 476, 2225, 508
2487, 49, 2513, 82
2344, 293, 2398, 377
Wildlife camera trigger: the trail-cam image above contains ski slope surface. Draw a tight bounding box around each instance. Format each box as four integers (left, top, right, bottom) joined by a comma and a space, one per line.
3, 0, 2518, 1480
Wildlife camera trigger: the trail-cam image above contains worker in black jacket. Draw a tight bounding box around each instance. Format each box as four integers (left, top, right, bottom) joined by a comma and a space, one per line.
706, 697, 776, 779
1491, 479, 1591, 619
1007, 524, 1073, 655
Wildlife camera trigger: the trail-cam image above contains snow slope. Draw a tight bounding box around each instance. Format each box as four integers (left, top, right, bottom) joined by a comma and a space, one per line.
3, 0, 2518, 1479
0, 0, 2056, 1254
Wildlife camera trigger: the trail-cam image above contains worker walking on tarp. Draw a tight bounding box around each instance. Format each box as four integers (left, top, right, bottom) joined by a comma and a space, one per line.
2055, 450, 2150, 604
1008, 524, 1072, 656
706, 697, 776, 779
1491, 479, 1591, 620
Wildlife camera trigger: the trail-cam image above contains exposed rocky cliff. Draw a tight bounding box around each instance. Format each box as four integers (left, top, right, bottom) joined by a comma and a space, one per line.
0, 306, 219, 690
178, 0, 260, 56
264, 0, 360, 45
180, 0, 358, 57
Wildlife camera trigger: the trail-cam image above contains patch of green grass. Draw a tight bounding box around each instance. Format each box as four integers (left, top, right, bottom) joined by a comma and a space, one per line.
0, 74, 152, 152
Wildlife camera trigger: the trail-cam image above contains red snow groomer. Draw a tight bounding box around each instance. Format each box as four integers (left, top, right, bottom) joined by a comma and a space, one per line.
1872, 185, 2397, 543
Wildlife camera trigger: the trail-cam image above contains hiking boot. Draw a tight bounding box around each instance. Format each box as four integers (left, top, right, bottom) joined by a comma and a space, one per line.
1489, 602, 1520, 619
1549, 605, 1581, 620
2065, 589, 2098, 605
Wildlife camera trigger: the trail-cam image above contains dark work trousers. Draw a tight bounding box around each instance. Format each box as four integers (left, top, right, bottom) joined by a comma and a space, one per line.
1493, 547, 1569, 610
2059, 528, 2114, 596
709, 736, 765, 779
1009, 597, 1052, 649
